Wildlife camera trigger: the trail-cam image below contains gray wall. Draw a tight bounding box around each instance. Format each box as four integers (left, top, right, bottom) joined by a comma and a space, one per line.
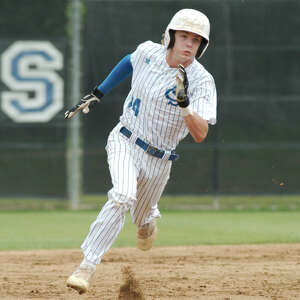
0, 0, 299, 197
82, 0, 300, 195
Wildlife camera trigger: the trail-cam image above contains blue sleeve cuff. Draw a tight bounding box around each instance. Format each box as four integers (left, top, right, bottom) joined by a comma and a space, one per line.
96, 54, 133, 95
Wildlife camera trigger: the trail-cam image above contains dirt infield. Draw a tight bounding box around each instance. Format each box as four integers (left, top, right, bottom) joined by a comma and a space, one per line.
1, 244, 300, 300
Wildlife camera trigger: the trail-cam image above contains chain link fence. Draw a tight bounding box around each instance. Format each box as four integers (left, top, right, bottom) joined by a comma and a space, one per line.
0, 0, 299, 205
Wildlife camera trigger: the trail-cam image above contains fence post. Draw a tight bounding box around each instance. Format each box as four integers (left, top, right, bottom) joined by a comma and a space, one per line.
67, 0, 82, 209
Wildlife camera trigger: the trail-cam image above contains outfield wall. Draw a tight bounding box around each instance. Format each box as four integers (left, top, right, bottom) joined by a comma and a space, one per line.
0, 0, 299, 198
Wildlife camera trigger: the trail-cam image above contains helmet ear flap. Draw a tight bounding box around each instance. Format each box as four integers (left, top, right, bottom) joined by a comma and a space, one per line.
167, 30, 175, 49
196, 39, 209, 59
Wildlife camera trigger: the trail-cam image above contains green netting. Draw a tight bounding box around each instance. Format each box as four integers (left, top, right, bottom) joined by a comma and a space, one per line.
0, 0, 299, 198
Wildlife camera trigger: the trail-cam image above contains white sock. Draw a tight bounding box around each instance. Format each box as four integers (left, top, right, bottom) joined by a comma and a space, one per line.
80, 257, 96, 270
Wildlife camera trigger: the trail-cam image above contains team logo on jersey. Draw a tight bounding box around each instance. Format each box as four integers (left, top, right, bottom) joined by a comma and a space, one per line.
165, 86, 178, 106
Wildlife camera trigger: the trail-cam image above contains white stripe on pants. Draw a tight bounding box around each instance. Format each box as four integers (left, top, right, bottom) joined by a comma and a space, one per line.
81, 123, 172, 264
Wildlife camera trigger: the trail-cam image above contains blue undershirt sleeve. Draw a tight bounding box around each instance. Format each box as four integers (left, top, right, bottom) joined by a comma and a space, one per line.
96, 54, 133, 95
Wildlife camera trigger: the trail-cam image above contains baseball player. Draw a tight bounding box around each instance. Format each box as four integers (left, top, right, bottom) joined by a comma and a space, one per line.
65, 8, 217, 294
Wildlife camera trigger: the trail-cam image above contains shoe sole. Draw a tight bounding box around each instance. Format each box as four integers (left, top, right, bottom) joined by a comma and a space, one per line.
66, 276, 88, 294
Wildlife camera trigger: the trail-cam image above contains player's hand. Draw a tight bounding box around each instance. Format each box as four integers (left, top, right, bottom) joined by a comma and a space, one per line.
64, 87, 103, 119
176, 64, 190, 108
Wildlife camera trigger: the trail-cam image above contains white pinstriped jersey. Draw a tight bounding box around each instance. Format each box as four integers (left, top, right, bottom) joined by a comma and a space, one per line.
80, 41, 218, 266
119, 40, 217, 151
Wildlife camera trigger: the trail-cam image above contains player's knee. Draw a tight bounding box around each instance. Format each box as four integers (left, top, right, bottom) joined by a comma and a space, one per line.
108, 189, 135, 211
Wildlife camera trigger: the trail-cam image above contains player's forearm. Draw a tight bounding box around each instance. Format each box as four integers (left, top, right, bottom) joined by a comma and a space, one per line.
64, 54, 133, 119
183, 110, 208, 143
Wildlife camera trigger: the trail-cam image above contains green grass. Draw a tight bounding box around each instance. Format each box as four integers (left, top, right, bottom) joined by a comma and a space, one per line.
1, 210, 300, 251
1, 194, 300, 211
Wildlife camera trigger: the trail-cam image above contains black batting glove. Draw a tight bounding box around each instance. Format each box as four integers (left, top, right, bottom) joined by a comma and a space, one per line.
64, 86, 103, 119
175, 64, 190, 108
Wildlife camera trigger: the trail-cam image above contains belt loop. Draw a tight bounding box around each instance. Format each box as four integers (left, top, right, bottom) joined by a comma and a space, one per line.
161, 151, 167, 160
128, 131, 135, 144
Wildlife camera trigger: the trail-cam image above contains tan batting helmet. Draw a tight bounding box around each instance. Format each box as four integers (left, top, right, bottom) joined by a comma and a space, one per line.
163, 8, 210, 59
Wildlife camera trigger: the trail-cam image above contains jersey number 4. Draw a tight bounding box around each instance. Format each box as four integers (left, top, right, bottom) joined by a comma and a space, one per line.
128, 96, 141, 116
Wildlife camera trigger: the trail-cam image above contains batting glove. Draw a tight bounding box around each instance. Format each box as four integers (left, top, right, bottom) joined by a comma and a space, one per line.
176, 64, 190, 108
64, 86, 103, 119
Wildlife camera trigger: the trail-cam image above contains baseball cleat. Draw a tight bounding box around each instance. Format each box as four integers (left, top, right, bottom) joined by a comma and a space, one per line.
66, 264, 95, 294
137, 220, 157, 251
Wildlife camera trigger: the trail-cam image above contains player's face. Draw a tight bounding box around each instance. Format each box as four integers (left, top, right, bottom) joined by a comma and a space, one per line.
171, 30, 202, 66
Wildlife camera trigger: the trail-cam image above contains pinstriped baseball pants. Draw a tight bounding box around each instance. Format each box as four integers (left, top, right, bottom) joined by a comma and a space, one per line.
81, 122, 172, 264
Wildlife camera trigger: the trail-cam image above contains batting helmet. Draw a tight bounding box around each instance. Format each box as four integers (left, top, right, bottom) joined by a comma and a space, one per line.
163, 9, 210, 59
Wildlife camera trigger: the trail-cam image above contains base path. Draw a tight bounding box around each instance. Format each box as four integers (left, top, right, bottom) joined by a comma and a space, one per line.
1, 244, 300, 299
